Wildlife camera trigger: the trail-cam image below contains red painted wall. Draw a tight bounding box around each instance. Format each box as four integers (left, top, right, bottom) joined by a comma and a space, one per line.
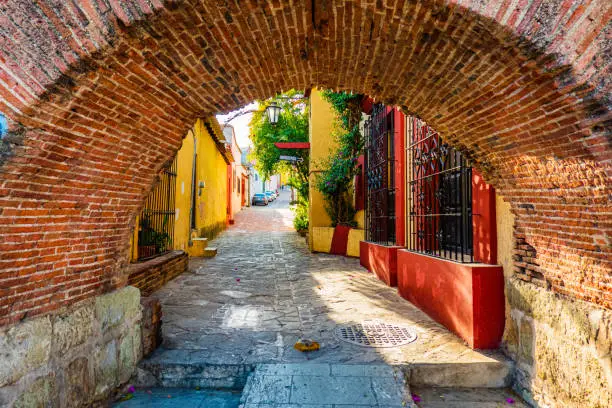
360, 241, 401, 287
331, 225, 351, 256
394, 110, 406, 247
397, 250, 505, 349
472, 169, 497, 264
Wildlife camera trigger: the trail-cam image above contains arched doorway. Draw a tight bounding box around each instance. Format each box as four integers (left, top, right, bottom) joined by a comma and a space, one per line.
0, 1, 609, 407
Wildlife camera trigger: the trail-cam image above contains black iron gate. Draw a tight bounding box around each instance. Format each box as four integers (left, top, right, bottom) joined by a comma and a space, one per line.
406, 117, 474, 262
364, 104, 396, 245
137, 157, 178, 261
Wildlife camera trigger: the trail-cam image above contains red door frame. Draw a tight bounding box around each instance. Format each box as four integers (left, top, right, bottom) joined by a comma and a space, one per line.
241, 177, 246, 206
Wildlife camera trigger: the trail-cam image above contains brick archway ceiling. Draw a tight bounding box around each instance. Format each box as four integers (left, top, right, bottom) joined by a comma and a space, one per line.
0, 0, 609, 324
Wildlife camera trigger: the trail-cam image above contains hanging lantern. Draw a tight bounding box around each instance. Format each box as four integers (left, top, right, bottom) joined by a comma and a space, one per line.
265, 101, 282, 125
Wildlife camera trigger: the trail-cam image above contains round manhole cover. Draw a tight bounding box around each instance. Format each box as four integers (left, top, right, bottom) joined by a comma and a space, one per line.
335, 320, 417, 347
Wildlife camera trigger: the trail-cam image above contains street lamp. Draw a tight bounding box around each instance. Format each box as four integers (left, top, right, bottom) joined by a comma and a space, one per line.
265, 101, 282, 125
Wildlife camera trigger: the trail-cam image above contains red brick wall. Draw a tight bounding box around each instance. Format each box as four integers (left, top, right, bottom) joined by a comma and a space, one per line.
0, 1, 610, 325
127, 251, 188, 297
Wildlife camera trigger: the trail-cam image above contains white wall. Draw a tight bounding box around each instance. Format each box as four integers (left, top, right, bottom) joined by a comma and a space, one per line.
250, 168, 265, 196
265, 174, 281, 191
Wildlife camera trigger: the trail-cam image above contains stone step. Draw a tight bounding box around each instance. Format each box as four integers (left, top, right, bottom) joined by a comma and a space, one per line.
133, 349, 253, 390
203, 247, 218, 257
410, 386, 530, 408
236, 361, 514, 407
111, 388, 241, 407
191, 237, 208, 247
134, 353, 513, 393
188, 237, 213, 257
408, 360, 513, 388
239, 363, 416, 408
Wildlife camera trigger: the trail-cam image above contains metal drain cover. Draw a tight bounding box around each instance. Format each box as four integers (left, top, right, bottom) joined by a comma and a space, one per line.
335, 320, 417, 347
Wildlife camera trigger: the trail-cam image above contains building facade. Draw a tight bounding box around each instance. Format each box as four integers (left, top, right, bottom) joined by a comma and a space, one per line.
222, 125, 249, 223
130, 117, 232, 261
308, 89, 364, 257
359, 103, 507, 350
305, 89, 510, 350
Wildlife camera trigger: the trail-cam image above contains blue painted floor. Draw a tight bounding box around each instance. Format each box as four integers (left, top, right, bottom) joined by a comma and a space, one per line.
113, 388, 241, 408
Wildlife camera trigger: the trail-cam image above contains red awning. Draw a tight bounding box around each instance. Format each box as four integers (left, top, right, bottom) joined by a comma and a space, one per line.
274, 142, 310, 149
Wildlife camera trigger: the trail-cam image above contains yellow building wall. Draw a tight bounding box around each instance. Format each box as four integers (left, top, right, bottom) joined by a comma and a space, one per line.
355, 210, 364, 229
496, 193, 515, 277
308, 88, 364, 256
130, 118, 228, 260
192, 119, 229, 239
173, 129, 195, 252
311, 226, 364, 258
308, 88, 338, 251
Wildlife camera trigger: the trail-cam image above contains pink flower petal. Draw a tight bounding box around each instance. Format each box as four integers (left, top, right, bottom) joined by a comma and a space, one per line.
506, 397, 515, 404
412, 394, 421, 402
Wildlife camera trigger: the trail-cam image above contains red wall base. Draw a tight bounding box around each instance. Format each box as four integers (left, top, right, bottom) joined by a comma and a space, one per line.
397, 250, 505, 349
330, 225, 351, 256
359, 241, 402, 287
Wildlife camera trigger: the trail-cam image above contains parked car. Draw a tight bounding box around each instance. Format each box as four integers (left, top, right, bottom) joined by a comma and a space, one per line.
252, 193, 268, 206
264, 191, 275, 202
266, 190, 277, 199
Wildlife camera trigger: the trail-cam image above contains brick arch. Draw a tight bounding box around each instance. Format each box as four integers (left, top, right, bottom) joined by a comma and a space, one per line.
0, 0, 610, 325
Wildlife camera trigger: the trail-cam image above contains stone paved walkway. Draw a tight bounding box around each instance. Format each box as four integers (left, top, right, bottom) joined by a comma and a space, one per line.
152, 191, 508, 370
133, 191, 519, 406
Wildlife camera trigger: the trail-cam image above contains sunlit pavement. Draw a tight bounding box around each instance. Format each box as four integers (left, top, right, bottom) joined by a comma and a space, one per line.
155, 190, 506, 367
126, 190, 525, 407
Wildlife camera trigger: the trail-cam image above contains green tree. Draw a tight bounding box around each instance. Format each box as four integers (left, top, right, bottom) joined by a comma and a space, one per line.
249, 90, 310, 230
315, 91, 364, 227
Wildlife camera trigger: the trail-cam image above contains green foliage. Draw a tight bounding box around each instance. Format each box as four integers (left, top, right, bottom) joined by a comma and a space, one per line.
292, 202, 309, 232
249, 90, 309, 204
315, 90, 364, 227
249, 90, 312, 234
139, 214, 171, 252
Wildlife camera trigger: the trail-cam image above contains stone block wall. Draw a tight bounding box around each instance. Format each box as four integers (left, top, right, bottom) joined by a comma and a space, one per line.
127, 251, 188, 297
0, 287, 141, 407
504, 277, 612, 408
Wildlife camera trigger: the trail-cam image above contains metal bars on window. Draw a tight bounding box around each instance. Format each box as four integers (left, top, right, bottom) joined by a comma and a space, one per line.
406, 117, 474, 263
137, 157, 177, 261
364, 104, 396, 246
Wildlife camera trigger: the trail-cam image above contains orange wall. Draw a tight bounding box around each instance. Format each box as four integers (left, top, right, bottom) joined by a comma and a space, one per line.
227, 130, 245, 222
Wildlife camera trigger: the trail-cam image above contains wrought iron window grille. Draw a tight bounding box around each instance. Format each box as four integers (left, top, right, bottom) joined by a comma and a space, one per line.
136, 157, 177, 261
364, 104, 396, 246
406, 118, 475, 263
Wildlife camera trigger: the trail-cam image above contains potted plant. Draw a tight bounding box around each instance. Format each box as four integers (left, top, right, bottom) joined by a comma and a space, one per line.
138, 215, 171, 259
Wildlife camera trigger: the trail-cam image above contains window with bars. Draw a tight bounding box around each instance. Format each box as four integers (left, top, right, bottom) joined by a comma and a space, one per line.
406, 117, 474, 263
364, 104, 396, 246
136, 157, 177, 261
